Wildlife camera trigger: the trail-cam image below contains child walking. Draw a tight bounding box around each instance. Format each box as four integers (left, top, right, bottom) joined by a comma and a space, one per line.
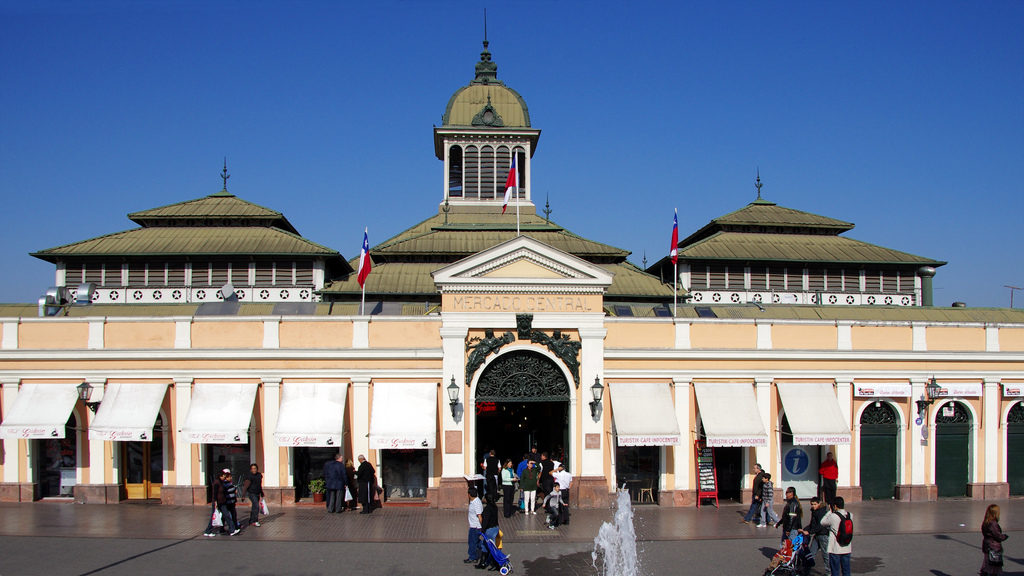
759, 472, 780, 527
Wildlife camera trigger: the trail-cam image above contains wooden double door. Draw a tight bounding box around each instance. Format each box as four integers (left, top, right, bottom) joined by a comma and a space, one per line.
124, 415, 163, 499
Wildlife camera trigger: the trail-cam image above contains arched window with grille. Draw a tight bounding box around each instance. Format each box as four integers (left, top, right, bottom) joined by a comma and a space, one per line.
448, 145, 463, 198
464, 145, 479, 199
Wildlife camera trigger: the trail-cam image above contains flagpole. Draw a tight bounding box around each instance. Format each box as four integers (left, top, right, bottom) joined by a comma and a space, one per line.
516, 185, 520, 236
360, 284, 365, 316
673, 262, 678, 316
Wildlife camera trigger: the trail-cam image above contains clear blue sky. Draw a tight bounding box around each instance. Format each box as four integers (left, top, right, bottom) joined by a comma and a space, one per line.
2, 1, 1022, 307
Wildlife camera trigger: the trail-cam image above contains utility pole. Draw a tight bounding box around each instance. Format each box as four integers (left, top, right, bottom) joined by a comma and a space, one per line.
1005, 285, 1022, 308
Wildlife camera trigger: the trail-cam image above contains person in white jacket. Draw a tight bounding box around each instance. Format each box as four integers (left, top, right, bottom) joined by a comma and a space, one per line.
820, 496, 853, 576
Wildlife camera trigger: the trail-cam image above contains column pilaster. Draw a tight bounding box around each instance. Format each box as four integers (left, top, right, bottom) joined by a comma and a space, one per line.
261, 378, 281, 488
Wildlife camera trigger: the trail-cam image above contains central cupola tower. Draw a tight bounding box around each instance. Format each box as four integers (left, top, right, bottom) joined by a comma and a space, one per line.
434, 40, 541, 211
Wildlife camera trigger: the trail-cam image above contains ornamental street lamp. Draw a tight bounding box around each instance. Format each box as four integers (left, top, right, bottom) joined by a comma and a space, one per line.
589, 376, 604, 421
447, 376, 460, 419
76, 382, 101, 413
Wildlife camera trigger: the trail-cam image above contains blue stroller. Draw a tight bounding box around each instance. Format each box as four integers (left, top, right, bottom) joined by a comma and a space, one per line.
482, 533, 513, 575
763, 532, 813, 576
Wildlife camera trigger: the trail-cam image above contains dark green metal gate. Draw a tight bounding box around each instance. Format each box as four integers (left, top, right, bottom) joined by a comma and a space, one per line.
935, 401, 970, 498
859, 402, 898, 500
1008, 402, 1024, 495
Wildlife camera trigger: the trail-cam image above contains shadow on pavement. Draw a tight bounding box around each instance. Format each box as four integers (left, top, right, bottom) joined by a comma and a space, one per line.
78, 537, 198, 576
522, 550, 595, 576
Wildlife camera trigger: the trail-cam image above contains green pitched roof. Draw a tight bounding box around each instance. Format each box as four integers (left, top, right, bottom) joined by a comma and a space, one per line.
372, 210, 629, 260
676, 231, 945, 266
31, 226, 341, 261
712, 199, 853, 230
128, 191, 298, 234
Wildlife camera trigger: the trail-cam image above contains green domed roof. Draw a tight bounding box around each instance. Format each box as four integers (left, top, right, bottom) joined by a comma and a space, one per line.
442, 41, 531, 128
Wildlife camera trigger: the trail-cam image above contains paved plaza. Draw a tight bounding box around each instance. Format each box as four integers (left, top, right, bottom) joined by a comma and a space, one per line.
0, 499, 1020, 575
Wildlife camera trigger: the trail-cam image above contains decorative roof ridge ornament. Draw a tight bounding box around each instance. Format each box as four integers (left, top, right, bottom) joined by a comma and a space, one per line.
471, 94, 505, 126
751, 168, 774, 205
213, 158, 233, 197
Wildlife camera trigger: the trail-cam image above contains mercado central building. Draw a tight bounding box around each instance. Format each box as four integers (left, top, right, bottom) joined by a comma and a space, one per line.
2, 42, 1023, 509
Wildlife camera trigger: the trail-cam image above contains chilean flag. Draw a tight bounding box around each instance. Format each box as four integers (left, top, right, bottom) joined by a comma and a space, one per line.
502, 155, 518, 214
670, 209, 679, 265
357, 228, 372, 288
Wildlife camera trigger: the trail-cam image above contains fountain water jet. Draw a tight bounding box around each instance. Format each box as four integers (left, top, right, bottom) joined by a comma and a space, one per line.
592, 490, 639, 576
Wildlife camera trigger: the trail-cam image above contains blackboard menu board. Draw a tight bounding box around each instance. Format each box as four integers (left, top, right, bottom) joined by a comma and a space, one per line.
695, 441, 718, 507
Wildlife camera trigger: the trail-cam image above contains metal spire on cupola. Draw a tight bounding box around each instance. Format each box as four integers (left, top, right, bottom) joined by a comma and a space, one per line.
474, 9, 499, 84
755, 168, 763, 200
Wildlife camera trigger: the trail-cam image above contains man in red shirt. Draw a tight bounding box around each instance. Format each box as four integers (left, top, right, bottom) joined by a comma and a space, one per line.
818, 451, 839, 505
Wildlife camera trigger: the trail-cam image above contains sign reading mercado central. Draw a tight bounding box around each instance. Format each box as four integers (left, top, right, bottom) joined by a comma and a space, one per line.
450, 294, 598, 313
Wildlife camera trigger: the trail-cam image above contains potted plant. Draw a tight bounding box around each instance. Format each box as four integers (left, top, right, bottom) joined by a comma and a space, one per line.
309, 477, 326, 503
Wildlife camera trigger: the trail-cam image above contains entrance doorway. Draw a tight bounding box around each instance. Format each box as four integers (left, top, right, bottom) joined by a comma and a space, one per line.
293, 447, 338, 500
935, 400, 971, 498
714, 447, 743, 502
34, 414, 77, 498
474, 351, 571, 473
859, 402, 898, 500
779, 416, 820, 499
124, 414, 164, 499
1007, 402, 1024, 495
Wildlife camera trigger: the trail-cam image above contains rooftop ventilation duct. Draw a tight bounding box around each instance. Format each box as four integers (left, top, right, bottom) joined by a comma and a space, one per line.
38, 286, 69, 317
218, 283, 238, 302
75, 283, 96, 305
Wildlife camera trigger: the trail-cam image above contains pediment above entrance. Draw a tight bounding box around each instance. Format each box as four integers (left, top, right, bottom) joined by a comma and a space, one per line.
432, 235, 614, 294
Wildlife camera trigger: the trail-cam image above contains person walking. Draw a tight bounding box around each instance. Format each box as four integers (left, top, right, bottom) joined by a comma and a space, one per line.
356, 454, 377, 514
776, 486, 803, 544
204, 469, 240, 536
821, 496, 853, 576
222, 469, 240, 534
463, 487, 484, 565
800, 497, 832, 576
476, 494, 500, 569
741, 463, 766, 524
818, 451, 839, 505
500, 459, 517, 518
980, 503, 1008, 576
484, 449, 500, 500
324, 452, 348, 513
520, 459, 539, 515
759, 472, 780, 527
241, 463, 265, 527
542, 482, 564, 529
553, 463, 573, 524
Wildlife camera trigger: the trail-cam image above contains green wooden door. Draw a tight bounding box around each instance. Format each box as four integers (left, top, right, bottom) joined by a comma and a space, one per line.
1008, 402, 1024, 496
935, 401, 970, 498
859, 402, 899, 500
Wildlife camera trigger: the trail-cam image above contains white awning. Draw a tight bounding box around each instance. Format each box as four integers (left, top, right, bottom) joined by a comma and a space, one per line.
369, 382, 437, 449
274, 382, 348, 447
89, 383, 169, 441
0, 384, 79, 439
694, 382, 769, 447
777, 382, 852, 445
609, 382, 681, 446
181, 383, 258, 444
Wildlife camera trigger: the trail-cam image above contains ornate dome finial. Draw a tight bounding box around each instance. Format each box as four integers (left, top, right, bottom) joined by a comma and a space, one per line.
474, 12, 498, 85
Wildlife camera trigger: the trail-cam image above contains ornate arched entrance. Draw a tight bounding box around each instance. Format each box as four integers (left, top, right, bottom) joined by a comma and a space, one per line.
474, 350, 571, 473
935, 400, 972, 497
859, 402, 899, 500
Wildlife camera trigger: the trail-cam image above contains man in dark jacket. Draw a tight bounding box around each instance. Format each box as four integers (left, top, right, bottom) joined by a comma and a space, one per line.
204, 469, 240, 536
356, 454, 377, 514
484, 449, 499, 500
776, 486, 803, 544
324, 452, 348, 513
800, 497, 832, 576
741, 463, 766, 524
